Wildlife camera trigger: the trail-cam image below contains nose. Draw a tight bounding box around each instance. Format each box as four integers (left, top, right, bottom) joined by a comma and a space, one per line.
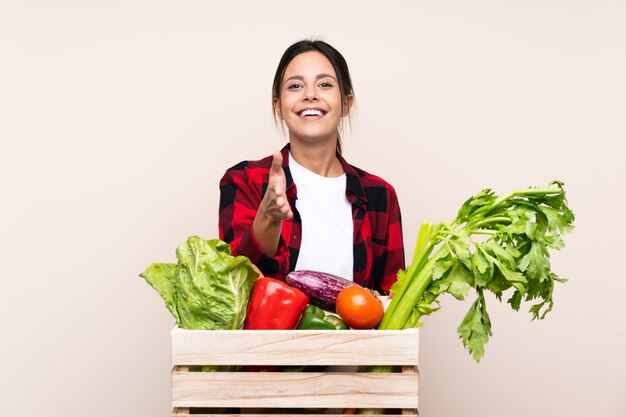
303, 84, 318, 101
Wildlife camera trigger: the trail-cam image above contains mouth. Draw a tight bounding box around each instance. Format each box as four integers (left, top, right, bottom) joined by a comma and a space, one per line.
297, 108, 327, 119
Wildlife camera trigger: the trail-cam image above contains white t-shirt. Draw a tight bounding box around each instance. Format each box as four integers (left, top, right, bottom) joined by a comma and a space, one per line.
289, 153, 354, 281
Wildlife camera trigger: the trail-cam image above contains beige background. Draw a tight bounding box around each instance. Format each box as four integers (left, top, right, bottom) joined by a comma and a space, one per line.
1, 1, 625, 416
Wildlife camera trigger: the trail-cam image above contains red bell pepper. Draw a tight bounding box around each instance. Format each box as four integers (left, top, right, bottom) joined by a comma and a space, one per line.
244, 277, 309, 330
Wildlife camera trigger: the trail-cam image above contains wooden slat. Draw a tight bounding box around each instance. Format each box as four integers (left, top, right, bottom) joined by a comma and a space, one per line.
401, 366, 419, 414
171, 414, 406, 417
171, 328, 419, 366
172, 366, 190, 415
171, 371, 419, 409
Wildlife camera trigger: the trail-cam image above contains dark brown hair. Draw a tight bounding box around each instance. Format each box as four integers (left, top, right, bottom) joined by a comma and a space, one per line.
272, 39, 355, 154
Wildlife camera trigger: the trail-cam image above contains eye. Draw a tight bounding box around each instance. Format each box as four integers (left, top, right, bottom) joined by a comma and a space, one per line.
287, 83, 302, 90
319, 82, 333, 88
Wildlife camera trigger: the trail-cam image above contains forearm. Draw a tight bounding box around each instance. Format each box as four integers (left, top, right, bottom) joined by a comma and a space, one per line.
252, 212, 283, 257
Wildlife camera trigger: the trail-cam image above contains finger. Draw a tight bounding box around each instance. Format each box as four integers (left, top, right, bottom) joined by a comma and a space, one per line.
279, 201, 290, 214
269, 151, 283, 176
280, 203, 293, 220
280, 198, 292, 217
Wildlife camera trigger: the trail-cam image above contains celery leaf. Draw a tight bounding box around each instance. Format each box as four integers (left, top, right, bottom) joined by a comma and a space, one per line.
457, 293, 492, 362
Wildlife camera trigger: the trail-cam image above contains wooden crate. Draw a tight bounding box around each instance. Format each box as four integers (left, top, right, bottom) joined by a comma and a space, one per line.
170, 327, 419, 416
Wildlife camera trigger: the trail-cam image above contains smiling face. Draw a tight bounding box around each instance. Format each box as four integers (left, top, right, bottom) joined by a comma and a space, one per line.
274, 51, 352, 147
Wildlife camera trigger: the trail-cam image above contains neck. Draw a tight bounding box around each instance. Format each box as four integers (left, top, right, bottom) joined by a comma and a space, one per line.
289, 139, 343, 178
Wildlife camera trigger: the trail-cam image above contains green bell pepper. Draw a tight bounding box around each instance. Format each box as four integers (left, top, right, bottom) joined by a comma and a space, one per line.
297, 305, 335, 330
297, 305, 348, 330
324, 313, 350, 330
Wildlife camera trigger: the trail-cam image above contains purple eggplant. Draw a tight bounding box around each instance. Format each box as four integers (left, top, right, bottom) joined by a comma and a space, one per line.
285, 270, 378, 313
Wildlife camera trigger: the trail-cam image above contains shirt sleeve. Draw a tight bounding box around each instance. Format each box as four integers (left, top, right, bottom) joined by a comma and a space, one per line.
378, 186, 406, 293
218, 166, 290, 278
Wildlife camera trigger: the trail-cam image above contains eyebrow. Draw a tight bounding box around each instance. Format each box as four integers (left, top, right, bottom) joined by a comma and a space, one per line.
284, 73, 338, 83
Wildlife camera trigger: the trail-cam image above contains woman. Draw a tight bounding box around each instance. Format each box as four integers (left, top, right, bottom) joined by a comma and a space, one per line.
218, 39, 404, 294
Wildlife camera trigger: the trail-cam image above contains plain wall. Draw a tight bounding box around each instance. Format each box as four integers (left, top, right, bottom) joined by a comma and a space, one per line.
1, 1, 625, 416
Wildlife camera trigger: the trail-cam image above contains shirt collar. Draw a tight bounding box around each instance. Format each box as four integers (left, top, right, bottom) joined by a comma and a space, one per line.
280, 143, 367, 207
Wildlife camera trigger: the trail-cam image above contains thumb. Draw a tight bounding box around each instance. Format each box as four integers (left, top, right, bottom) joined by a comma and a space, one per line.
269, 151, 284, 176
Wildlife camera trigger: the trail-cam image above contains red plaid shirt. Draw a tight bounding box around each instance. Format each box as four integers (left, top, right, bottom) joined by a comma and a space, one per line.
218, 144, 405, 293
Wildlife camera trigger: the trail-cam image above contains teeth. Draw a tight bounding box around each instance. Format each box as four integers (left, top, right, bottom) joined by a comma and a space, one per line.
300, 109, 324, 117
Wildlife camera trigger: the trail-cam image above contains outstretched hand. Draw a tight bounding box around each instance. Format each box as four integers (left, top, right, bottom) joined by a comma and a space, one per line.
259, 151, 293, 226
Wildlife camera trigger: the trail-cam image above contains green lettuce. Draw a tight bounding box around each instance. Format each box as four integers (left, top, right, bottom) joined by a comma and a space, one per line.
140, 236, 260, 330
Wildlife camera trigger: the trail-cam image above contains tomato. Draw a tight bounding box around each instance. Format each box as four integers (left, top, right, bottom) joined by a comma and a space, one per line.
335, 285, 384, 329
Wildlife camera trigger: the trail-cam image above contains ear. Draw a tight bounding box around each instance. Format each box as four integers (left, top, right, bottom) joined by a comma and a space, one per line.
273, 98, 282, 119
342, 94, 354, 117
